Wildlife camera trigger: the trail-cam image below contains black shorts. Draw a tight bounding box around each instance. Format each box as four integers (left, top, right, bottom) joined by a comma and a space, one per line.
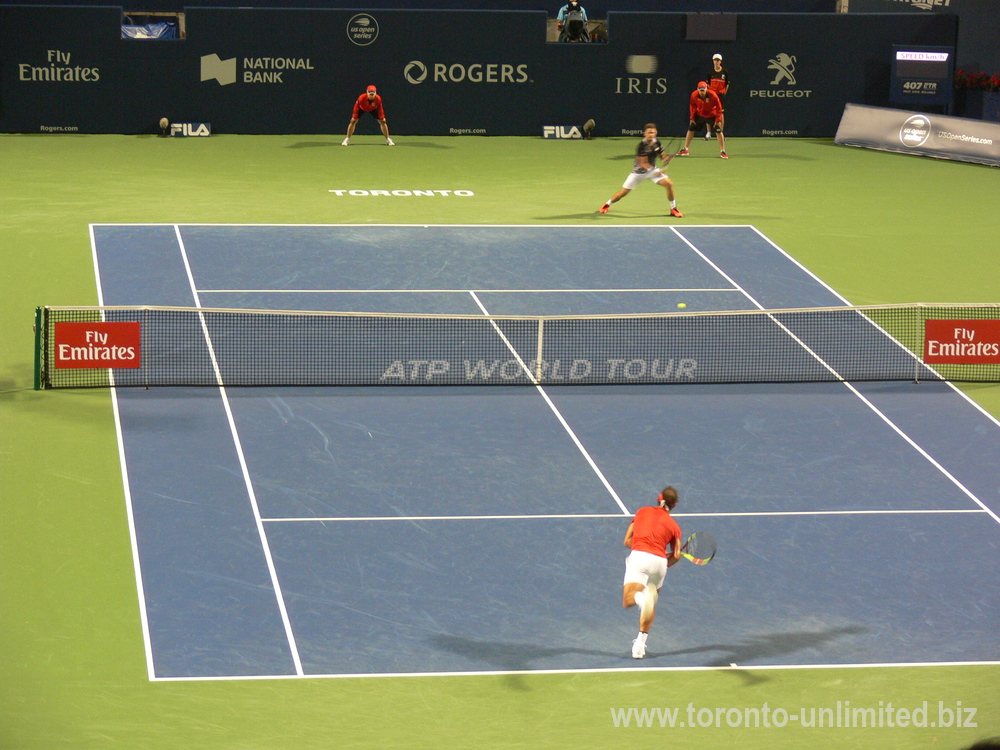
354, 109, 385, 122
689, 114, 721, 131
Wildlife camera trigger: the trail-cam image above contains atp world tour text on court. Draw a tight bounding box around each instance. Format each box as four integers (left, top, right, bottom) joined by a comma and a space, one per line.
378, 357, 699, 382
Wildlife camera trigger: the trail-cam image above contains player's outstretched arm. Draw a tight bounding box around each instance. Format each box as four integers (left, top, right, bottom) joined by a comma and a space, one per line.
623, 523, 635, 548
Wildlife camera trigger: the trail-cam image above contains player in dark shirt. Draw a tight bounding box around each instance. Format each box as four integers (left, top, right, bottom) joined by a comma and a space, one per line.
599, 123, 682, 217
342, 85, 394, 146
704, 54, 730, 140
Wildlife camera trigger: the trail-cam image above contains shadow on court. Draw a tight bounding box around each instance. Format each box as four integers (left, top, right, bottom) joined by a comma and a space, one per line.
285, 140, 453, 149
652, 625, 868, 685
429, 634, 623, 690
533, 212, 609, 220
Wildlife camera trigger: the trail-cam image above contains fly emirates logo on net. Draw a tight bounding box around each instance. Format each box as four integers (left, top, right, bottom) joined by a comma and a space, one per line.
53, 322, 141, 369
925, 320, 1000, 364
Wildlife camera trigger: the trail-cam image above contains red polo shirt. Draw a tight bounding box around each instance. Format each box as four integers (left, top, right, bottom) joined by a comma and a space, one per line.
353, 93, 385, 120
690, 89, 723, 120
630, 506, 682, 558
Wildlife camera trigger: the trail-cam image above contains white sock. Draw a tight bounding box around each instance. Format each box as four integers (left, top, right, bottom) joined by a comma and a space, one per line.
670, 200, 677, 208
635, 631, 648, 644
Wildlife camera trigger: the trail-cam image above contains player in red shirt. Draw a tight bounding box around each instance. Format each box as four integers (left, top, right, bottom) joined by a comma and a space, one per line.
622, 486, 683, 659
342, 85, 394, 146
677, 81, 728, 159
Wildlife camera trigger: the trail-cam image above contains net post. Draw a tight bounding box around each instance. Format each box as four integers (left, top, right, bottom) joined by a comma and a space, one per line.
33, 306, 44, 390
535, 317, 545, 382
914, 303, 923, 384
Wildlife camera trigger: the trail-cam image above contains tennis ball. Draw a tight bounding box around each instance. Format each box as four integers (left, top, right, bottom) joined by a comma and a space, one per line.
159, 117, 169, 129
677, 303, 687, 309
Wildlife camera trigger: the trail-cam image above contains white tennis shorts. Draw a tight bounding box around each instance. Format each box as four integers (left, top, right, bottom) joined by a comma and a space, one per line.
623, 550, 668, 590
623, 168, 668, 190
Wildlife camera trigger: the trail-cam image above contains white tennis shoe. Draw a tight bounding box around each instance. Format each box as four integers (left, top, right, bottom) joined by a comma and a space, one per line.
385, 138, 395, 146
341, 138, 350, 146
632, 633, 647, 659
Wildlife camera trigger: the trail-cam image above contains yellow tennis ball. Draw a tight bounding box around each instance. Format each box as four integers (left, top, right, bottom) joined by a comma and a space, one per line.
677, 303, 687, 309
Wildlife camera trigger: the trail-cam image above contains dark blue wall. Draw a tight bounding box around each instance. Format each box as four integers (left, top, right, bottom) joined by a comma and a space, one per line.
847, 0, 998, 72
0, 6, 957, 136
0, 0, 836, 12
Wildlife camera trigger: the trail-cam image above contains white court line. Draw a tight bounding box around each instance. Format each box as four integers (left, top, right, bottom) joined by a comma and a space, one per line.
174, 225, 305, 677
89, 222, 755, 228
148, 658, 1000, 682
469, 290, 631, 516
91, 225, 158, 682
673, 227, 1000, 529
749, 224, 1000, 432
197, 287, 741, 294
261, 508, 987, 523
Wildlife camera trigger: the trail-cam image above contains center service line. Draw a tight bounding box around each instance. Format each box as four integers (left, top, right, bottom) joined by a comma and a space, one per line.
468, 290, 632, 517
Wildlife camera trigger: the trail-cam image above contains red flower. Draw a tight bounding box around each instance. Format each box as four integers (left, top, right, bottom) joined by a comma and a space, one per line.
955, 69, 1000, 91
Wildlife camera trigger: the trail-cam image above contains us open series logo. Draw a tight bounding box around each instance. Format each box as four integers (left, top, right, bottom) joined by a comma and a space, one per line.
899, 115, 931, 147
347, 14, 379, 46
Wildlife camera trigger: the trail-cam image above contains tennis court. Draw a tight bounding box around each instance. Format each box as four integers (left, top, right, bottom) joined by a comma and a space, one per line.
86, 223, 1000, 681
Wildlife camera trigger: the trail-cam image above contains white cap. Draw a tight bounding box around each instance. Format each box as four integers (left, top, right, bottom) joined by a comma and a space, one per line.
713, 53, 722, 60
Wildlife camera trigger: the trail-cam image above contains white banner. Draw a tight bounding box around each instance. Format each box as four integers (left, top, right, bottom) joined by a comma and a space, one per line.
834, 103, 1000, 166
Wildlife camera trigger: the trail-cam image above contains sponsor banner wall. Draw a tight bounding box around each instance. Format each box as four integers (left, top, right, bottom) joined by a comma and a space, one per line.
834, 102, 1000, 166
0, 6, 957, 136
0, 5, 125, 134
0, 0, 835, 13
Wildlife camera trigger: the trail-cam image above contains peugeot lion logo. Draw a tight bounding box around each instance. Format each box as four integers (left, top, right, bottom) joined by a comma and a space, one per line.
404, 60, 428, 84
751, 52, 810, 99
768, 53, 797, 85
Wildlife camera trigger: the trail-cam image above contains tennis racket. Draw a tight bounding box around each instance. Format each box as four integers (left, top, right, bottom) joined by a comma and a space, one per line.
660, 135, 683, 166
680, 531, 716, 565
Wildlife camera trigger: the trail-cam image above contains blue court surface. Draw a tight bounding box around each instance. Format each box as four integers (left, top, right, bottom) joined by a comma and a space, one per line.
91, 224, 1000, 680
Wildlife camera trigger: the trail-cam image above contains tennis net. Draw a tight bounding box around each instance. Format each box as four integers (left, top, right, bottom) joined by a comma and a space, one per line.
34, 303, 1000, 389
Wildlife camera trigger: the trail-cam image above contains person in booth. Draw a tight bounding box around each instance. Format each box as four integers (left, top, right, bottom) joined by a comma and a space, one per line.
556, 0, 589, 42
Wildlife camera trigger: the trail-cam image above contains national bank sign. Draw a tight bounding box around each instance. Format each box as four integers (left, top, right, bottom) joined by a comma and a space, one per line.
200, 53, 316, 85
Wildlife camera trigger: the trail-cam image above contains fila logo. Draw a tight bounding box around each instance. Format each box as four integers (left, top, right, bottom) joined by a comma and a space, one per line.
543, 125, 582, 139
170, 122, 211, 137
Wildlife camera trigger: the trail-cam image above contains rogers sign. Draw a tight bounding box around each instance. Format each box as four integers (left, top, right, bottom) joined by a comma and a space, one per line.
404, 60, 529, 85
